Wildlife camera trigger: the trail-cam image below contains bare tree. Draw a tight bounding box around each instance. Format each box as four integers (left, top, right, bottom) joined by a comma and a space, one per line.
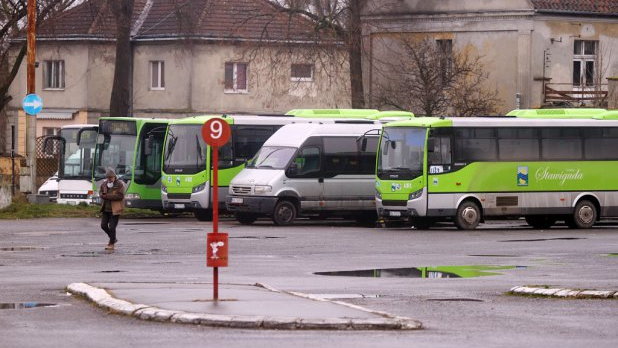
108, 0, 134, 117
0, 0, 77, 151
240, 0, 368, 108
373, 38, 501, 116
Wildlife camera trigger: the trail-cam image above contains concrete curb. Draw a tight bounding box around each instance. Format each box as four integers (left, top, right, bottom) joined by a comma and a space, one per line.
67, 282, 422, 330
509, 286, 618, 299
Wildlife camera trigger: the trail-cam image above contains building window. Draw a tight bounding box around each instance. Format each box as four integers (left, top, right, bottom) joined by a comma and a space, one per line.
573, 40, 598, 87
224, 62, 248, 93
43, 60, 65, 89
291, 64, 314, 82
150, 61, 165, 90
43, 127, 60, 136
436, 39, 453, 84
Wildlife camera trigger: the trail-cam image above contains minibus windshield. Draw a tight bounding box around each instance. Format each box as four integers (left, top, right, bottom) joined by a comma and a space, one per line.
378, 127, 426, 180
246, 146, 296, 169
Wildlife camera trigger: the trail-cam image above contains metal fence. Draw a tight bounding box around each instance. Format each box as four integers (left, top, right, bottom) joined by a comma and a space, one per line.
35, 136, 60, 188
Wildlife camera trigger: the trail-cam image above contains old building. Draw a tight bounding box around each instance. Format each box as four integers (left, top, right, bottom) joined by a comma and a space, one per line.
5, 0, 350, 155
363, 0, 618, 114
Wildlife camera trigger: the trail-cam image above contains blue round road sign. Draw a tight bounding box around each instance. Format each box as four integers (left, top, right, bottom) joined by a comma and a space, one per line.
22, 94, 43, 115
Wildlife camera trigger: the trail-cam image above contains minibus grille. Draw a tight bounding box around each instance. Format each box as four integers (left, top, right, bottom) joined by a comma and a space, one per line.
382, 200, 407, 207
231, 185, 252, 195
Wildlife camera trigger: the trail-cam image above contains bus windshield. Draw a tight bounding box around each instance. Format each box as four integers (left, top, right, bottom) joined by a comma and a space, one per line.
95, 133, 136, 180
246, 146, 296, 169
60, 128, 96, 180
378, 127, 426, 180
163, 125, 207, 175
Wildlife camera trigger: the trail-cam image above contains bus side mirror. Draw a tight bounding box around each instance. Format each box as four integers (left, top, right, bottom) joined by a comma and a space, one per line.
144, 136, 153, 156
360, 137, 368, 152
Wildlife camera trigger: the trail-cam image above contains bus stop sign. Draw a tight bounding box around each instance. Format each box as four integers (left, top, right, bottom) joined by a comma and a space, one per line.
201, 118, 231, 146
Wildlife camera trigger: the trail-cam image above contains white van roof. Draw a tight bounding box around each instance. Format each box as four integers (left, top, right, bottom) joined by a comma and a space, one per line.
264, 123, 381, 148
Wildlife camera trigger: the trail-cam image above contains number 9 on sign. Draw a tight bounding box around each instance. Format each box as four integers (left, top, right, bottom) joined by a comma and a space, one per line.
201, 118, 231, 146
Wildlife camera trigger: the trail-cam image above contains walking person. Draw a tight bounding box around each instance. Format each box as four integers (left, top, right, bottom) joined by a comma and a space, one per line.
100, 168, 125, 250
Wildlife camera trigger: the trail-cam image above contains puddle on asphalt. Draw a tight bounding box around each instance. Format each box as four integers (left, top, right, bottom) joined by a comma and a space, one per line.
426, 298, 484, 302
468, 254, 519, 257
315, 265, 526, 279
499, 237, 585, 242
0, 302, 58, 310
122, 222, 170, 225
98, 270, 126, 273
229, 236, 283, 239
0, 246, 43, 251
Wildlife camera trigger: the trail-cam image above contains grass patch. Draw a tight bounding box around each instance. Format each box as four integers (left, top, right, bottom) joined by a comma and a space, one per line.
0, 201, 162, 219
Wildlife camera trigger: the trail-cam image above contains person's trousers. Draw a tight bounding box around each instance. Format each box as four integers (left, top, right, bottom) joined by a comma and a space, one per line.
101, 212, 119, 244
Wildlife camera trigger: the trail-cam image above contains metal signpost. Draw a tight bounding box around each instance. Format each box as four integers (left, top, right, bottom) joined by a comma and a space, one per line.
201, 118, 231, 300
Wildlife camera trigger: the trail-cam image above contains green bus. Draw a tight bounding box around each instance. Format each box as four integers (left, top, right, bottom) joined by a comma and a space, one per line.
375, 112, 618, 230
507, 108, 607, 118
92, 117, 170, 210
162, 110, 412, 221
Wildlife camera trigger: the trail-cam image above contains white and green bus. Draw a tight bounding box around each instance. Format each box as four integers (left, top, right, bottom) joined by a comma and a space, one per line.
375, 111, 618, 230
162, 110, 413, 221
92, 117, 170, 210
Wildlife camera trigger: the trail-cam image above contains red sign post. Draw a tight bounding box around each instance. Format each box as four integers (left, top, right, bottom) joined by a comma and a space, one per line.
201, 118, 231, 300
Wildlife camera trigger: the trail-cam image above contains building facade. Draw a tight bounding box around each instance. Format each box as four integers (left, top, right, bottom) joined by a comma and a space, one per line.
5, 0, 350, 155
362, 0, 618, 114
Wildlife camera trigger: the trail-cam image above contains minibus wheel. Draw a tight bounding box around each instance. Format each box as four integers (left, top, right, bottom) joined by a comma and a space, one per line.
454, 201, 481, 230
572, 200, 597, 229
235, 213, 257, 225
272, 200, 297, 225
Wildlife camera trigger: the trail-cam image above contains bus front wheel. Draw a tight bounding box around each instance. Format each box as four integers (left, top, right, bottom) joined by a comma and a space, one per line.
571, 200, 597, 229
272, 200, 297, 226
455, 201, 481, 230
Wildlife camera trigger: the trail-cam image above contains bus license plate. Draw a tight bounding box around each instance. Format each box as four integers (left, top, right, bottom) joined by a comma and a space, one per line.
389, 211, 401, 217
231, 197, 243, 204
174, 204, 185, 209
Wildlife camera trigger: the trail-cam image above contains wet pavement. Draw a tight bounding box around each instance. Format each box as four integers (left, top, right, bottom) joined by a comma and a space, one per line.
1, 217, 617, 347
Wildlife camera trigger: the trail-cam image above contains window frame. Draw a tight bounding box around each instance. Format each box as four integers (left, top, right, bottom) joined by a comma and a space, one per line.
150, 60, 165, 91
224, 62, 249, 94
43, 60, 65, 90
572, 40, 598, 88
290, 63, 314, 82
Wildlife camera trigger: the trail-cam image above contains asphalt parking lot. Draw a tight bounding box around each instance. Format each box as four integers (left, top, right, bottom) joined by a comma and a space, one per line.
1, 217, 617, 347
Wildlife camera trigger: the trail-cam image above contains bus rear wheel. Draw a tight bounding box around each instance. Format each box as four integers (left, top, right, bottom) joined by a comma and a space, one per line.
571, 200, 597, 229
272, 200, 297, 226
194, 209, 213, 221
235, 213, 257, 225
455, 201, 481, 230
525, 216, 556, 229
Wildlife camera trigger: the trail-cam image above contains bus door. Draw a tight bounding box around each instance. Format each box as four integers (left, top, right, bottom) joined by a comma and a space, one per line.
285, 138, 323, 212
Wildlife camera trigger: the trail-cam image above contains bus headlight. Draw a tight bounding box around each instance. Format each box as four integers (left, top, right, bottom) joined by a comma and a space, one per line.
192, 183, 206, 193
126, 193, 141, 199
254, 185, 272, 194
161, 185, 167, 193
375, 190, 382, 200
409, 189, 423, 200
